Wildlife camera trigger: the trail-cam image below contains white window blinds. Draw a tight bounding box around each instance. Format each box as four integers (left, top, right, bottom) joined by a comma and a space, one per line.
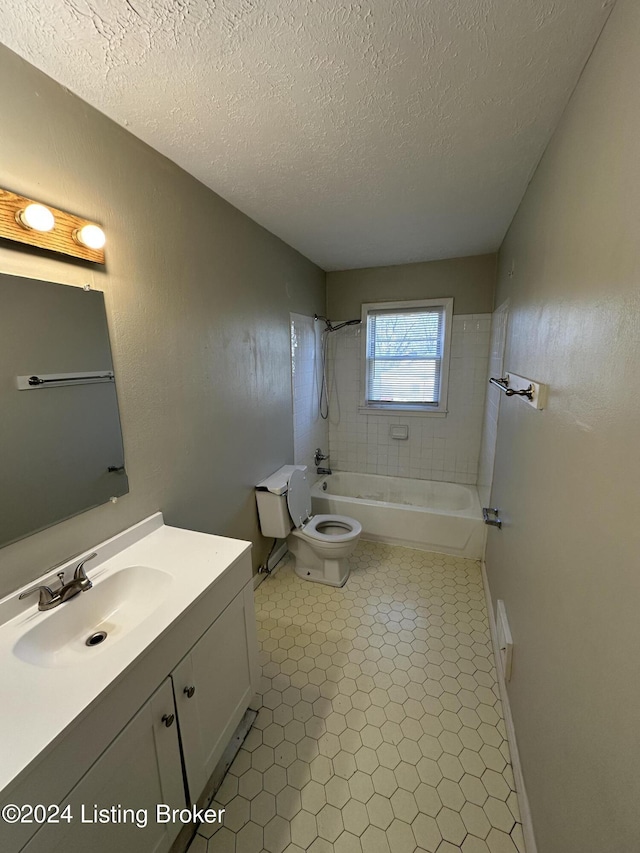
365, 305, 445, 406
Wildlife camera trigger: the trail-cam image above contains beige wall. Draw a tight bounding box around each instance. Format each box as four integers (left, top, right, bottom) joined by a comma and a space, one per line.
0, 45, 325, 597
326, 254, 496, 319
487, 2, 640, 851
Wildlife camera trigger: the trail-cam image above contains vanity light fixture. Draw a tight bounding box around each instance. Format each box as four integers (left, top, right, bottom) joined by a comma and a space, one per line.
0, 187, 106, 264
74, 223, 106, 250
16, 203, 55, 232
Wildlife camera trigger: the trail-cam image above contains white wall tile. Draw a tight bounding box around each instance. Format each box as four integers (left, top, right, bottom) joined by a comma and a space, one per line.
324, 315, 491, 484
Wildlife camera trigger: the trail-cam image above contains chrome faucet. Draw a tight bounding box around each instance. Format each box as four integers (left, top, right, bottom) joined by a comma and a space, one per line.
314, 448, 329, 466
315, 449, 332, 476
19, 553, 97, 611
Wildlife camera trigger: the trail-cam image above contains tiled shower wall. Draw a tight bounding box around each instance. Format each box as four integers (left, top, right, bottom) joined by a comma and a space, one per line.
477, 302, 509, 507
326, 314, 491, 484
290, 313, 328, 475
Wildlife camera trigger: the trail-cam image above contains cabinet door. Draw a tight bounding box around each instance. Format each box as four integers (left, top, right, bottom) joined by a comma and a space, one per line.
173, 581, 258, 802
22, 679, 185, 853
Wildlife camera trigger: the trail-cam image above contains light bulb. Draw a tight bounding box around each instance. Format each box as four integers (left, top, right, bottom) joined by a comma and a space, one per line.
17, 203, 55, 232
74, 224, 106, 250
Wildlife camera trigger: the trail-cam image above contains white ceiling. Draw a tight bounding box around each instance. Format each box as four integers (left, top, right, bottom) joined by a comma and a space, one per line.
0, 1, 612, 271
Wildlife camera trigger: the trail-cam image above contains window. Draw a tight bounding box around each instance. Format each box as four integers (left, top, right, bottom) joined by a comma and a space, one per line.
361, 298, 453, 413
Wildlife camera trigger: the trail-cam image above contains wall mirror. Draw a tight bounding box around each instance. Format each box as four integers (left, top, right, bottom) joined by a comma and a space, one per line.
0, 274, 128, 548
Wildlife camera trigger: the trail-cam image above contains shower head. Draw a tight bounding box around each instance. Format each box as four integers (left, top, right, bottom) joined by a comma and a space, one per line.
314, 314, 361, 333
315, 313, 361, 421
328, 318, 361, 332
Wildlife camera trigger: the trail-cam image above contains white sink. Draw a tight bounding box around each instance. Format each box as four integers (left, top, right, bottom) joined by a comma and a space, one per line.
13, 565, 172, 668
0, 513, 252, 797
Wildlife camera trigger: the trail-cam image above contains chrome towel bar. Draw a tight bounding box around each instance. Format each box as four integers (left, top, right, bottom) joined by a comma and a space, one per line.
489, 376, 533, 400
17, 371, 114, 390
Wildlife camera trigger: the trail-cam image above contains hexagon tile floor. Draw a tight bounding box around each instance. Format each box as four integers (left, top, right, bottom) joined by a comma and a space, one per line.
190, 541, 524, 853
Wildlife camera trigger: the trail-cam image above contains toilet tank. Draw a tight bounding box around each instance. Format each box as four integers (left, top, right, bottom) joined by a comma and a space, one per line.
255, 465, 307, 538
255, 491, 291, 538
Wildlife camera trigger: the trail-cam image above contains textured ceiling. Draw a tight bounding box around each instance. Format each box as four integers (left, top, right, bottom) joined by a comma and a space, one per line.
0, 0, 613, 270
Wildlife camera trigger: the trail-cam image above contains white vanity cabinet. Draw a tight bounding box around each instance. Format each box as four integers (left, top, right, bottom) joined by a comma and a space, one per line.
21, 678, 185, 853
172, 581, 259, 802
0, 518, 258, 853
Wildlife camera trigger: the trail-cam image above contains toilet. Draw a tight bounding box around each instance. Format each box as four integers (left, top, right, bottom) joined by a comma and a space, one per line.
256, 465, 361, 587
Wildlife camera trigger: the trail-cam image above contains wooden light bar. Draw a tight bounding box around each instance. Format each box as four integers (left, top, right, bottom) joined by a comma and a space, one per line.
0, 187, 105, 264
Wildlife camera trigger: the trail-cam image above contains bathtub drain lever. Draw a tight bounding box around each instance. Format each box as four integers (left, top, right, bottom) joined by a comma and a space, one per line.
482, 507, 502, 529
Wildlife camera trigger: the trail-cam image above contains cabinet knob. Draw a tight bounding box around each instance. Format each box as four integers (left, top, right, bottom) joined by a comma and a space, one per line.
184, 685, 196, 699
162, 713, 175, 728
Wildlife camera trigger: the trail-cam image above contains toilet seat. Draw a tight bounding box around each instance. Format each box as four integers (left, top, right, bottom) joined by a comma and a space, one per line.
302, 514, 362, 543
286, 469, 362, 545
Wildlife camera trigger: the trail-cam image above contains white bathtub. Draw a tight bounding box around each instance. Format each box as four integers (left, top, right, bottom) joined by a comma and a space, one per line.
311, 471, 485, 560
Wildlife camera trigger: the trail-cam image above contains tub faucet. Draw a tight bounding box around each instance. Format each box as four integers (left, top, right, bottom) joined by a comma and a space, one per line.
18, 553, 97, 611
317, 466, 332, 476
314, 448, 329, 466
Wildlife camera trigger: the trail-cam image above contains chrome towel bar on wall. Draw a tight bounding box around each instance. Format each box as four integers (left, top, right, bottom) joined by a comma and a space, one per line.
489, 376, 533, 399
17, 371, 115, 390
489, 372, 547, 410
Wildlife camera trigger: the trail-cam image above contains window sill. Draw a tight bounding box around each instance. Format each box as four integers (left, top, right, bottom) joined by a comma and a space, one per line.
358, 406, 448, 418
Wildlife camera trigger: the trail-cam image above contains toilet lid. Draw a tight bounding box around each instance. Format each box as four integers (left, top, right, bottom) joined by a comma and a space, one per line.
287, 468, 312, 529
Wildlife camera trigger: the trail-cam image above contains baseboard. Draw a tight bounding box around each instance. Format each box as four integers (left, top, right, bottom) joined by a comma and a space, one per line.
198, 708, 257, 809
481, 561, 538, 853
268, 540, 288, 572
170, 708, 257, 853
253, 540, 288, 589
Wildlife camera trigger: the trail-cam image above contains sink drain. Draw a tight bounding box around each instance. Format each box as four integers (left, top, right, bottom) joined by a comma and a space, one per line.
86, 630, 108, 647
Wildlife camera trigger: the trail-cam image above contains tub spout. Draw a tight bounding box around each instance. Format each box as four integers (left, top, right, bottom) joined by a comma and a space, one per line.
317, 466, 332, 475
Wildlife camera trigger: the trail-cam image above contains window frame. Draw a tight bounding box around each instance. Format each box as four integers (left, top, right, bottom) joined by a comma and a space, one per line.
359, 297, 453, 415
